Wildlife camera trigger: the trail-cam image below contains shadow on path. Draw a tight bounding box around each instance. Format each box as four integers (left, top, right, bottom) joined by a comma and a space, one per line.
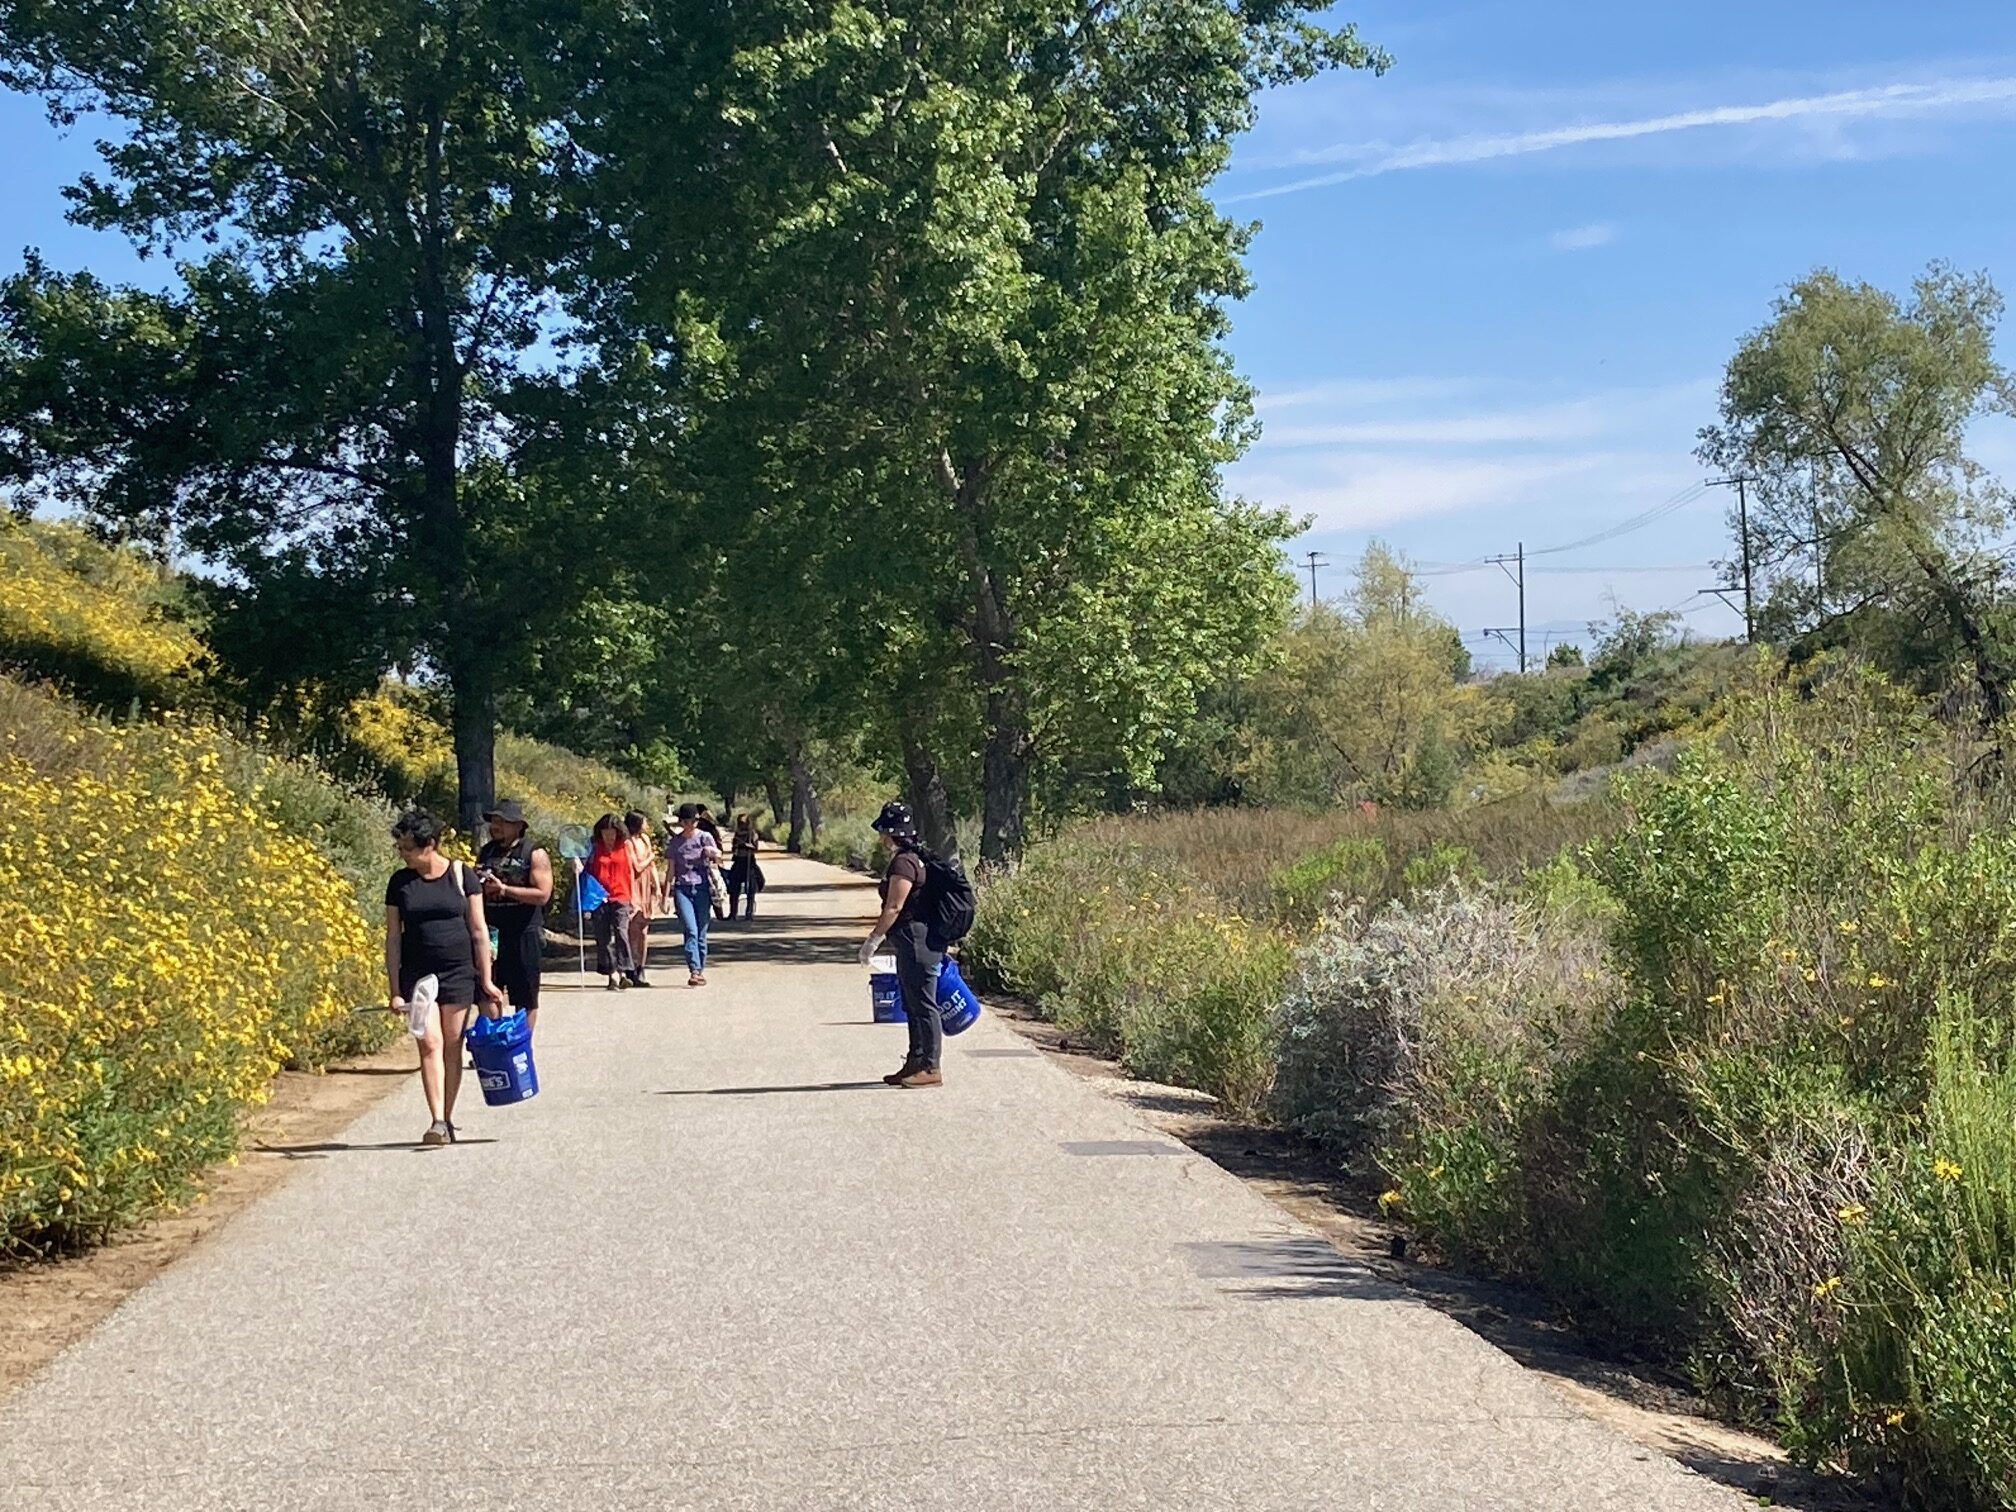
654, 1081, 887, 1098
254, 1138, 501, 1157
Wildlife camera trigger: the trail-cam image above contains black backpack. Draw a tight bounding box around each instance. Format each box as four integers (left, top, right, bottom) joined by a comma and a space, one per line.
919, 852, 977, 947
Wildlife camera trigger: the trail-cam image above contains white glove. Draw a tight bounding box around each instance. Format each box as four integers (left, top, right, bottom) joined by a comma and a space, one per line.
858, 932, 886, 967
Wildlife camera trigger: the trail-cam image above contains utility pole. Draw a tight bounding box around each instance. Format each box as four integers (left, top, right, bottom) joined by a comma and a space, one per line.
1485, 542, 1527, 672
1302, 550, 1328, 608
1707, 477, 1757, 643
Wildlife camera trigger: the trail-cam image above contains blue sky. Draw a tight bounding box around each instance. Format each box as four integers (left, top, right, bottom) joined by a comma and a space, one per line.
5, 3, 2016, 665
1222, 0, 2016, 664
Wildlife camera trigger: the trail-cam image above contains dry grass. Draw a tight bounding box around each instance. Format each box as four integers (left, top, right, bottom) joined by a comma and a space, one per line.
1063, 795, 1621, 922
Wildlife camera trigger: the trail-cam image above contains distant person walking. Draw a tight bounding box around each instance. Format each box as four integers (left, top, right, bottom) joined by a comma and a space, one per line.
477, 800, 553, 1033
695, 804, 723, 845
696, 804, 729, 918
726, 813, 763, 920
666, 802, 722, 986
385, 809, 504, 1145
586, 813, 637, 991
859, 801, 945, 1088
624, 810, 661, 987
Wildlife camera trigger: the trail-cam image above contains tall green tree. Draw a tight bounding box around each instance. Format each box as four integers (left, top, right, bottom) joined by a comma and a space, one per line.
0, 0, 635, 829
1699, 263, 2016, 717
574, 0, 1381, 861
1246, 544, 1476, 809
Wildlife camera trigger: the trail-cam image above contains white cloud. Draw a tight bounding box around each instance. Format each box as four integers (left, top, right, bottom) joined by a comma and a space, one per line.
1262, 399, 1608, 448
1550, 222, 1617, 252
1239, 452, 1618, 531
1231, 376, 1715, 534
1251, 376, 1476, 413
1228, 76, 2016, 202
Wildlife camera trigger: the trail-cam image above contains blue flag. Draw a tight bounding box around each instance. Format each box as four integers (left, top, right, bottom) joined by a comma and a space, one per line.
577, 870, 609, 913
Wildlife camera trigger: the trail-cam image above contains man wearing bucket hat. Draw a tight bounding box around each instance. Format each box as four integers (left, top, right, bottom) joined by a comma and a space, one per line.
859, 800, 946, 1088
478, 800, 553, 1034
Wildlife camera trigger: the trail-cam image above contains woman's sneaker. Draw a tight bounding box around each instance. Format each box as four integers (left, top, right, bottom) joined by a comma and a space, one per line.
421, 1120, 452, 1147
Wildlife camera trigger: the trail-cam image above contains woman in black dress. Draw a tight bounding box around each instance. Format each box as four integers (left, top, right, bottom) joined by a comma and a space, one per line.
385, 809, 504, 1146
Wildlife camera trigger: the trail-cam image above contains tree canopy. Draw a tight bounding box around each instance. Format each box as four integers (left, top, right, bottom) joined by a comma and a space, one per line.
1699, 262, 2016, 717
0, 0, 1386, 849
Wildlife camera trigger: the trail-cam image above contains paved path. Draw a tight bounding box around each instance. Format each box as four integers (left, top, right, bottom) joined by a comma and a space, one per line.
0, 856, 1747, 1511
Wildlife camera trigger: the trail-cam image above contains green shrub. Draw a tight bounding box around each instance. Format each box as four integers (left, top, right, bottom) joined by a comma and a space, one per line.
1274, 884, 1613, 1272
1267, 835, 1386, 923
969, 836, 1285, 1114
1401, 841, 1480, 895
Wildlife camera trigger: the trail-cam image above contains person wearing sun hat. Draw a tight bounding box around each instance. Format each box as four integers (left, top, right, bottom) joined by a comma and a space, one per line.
859, 799, 945, 1088
477, 799, 553, 1032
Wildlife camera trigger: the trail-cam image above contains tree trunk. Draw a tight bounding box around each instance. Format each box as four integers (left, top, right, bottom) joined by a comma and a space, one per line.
980, 677, 1032, 866
938, 448, 1029, 867
448, 651, 498, 836
1902, 536, 2010, 724
901, 729, 958, 859
764, 775, 788, 836
719, 783, 738, 820
788, 747, 812, 853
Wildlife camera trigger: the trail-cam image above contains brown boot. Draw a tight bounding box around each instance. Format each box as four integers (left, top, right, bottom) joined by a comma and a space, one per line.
896, 1067, 943, 1089
884, 1061, 920, 1086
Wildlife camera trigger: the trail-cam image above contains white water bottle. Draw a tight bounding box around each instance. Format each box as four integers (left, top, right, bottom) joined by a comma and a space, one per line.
405, 974, 440, 1039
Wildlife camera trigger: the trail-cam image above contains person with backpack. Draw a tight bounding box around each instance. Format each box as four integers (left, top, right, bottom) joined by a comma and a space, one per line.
858, 799, 976, 1088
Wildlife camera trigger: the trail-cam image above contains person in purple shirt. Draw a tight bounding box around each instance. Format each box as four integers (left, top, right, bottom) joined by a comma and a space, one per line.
665, 802, 723, 986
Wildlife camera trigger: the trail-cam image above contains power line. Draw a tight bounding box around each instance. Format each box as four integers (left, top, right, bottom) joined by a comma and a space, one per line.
1413, 481, 1716, 579
1528, 482, 1711, 558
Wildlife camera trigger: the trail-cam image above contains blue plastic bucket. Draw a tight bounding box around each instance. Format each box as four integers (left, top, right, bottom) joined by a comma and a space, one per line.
937, 958, 983, 1036
466, 1010, 539, 1105
870, 971, 905, 1023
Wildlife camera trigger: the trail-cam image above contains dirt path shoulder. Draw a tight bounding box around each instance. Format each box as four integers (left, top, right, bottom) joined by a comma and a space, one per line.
0, 1039, 414, 1401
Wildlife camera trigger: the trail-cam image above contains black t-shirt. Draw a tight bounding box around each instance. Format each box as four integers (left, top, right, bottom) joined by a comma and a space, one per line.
477, 836, 543, 930
880, 849, 928, 926
385, 861, 482, 978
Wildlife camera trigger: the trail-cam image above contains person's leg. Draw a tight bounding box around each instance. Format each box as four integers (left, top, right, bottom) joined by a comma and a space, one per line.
895, 931, 944, 1078
674, 884, 703, 978
608, 903, 637, 975
416, 1013, 446, 1124
593, 905, 616, 976
627, 901, 650, 979
440, 1005, 472, 1124
508, 922, 542, 1035
692, 884, 712, 975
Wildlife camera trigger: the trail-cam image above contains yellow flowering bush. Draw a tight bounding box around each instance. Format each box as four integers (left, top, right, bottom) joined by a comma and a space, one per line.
968, 836, 1288, 1115
0, 521, 205, 707
0, 712, 379, 1256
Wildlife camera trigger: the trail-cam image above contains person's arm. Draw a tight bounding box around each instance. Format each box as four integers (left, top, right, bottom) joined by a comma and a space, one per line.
860, 870, 911, 964
466, 884, 505, 1013
522, 847, 554, 908
384, 904, 404, 1009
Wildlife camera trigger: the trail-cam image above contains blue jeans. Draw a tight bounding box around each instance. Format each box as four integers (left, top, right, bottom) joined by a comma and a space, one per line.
894, 921, 944, 1070
674, 881, 711, 975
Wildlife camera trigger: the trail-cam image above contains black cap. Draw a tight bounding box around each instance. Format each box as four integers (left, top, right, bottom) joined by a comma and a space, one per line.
484, 799, 527, 826
871, 799, 917, 838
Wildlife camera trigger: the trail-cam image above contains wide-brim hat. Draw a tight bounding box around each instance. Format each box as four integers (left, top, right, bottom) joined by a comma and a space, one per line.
871, 799, 916, 837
